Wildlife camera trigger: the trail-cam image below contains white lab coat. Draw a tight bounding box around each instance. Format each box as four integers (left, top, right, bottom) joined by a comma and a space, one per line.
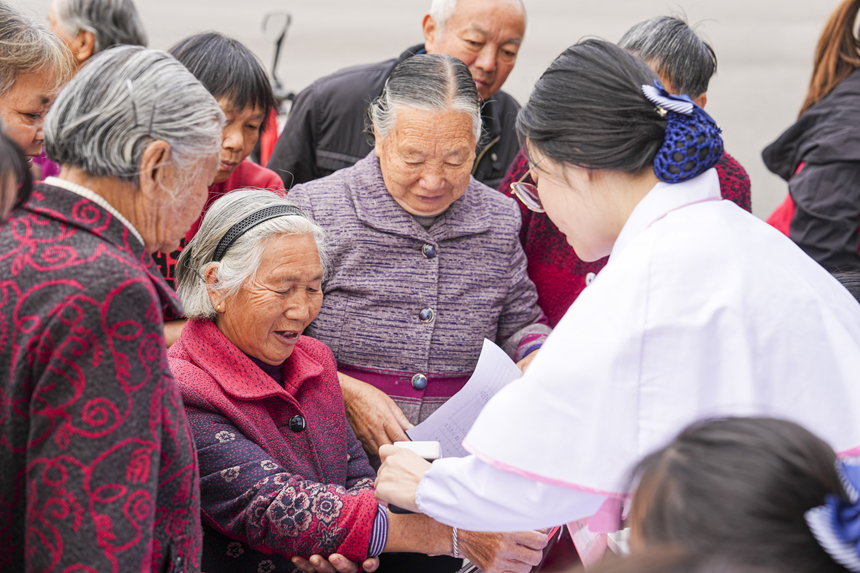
415, 170, 860, 531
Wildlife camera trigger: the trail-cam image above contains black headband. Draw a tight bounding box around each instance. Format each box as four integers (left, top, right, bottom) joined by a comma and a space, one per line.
212, 205, 306, 262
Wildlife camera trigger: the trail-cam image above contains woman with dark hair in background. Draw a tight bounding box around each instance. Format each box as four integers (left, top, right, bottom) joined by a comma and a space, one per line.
374, 39, 860, 533
497, 16, 750, 327
764, 0, 860, 271
159, 32, 284, 346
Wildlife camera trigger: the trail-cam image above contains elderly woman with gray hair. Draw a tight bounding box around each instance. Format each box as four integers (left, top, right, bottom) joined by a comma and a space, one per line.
0, 1, 73, 164
288, 51, 549, 461
168, 188, 547, 573
288, 53, 550, 573
0, 45, 224, 572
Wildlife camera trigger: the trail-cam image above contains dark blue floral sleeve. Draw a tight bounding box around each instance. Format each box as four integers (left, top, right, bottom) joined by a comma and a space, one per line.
188, 408, 380, 562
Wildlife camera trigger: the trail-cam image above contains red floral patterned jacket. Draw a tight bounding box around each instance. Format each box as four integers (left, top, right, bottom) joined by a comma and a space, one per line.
168, 319, 379, 573
0, 183, 201, 572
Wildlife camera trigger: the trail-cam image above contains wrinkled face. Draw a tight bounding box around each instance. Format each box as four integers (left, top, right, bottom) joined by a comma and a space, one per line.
151, 154, 219, 252
215, 233, 324, 365
425, 0, 525, 100
375, 108, 476, 217
527, 145, 620, 262
214, 98, 266, 185
0, 71, 58, 159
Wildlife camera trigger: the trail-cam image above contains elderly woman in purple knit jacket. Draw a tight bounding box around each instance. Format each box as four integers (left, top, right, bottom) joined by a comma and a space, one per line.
288, 54, 550, 469
170, 189, 547, 573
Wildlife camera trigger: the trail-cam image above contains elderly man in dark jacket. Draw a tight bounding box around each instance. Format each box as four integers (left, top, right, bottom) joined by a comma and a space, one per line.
267, 0, 526, 190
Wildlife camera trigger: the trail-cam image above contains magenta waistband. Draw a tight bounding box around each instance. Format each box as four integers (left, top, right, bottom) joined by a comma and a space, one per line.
338, 363, 470, 400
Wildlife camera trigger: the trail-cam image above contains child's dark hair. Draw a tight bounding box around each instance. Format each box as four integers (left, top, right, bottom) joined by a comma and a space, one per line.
517, 39, 666, 173
0, 131, 33, 220
586, 549, 783, 573
169, 32, 276, 133
628, 417, 848, 572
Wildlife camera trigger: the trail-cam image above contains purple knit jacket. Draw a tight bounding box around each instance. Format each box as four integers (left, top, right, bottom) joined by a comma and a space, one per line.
289, 153, 549, 424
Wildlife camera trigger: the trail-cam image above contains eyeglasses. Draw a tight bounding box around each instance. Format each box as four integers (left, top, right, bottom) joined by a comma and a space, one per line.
510, 164, 544, 213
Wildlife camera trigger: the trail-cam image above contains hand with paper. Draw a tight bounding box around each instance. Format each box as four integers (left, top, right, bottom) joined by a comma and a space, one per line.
407, 339, 524, 458
375, 444, 431, 513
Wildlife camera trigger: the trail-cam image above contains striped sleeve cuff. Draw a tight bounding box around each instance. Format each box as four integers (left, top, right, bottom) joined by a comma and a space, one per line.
368, 504, 389, 557
514, 333, 547, 362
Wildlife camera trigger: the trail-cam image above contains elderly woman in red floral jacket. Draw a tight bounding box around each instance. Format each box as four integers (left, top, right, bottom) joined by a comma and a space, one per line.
0, 45, 225, 572
169, 188, 547, 573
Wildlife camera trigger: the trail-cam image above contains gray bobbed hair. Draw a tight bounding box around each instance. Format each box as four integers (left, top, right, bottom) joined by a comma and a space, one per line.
176, 188, 329, 320
368, 53, 481, 142
44, 45, 224, 187
52, 0, 148, 54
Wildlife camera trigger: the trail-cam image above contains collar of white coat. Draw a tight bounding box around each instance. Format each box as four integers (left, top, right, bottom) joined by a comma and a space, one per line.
610, 168, 721, 261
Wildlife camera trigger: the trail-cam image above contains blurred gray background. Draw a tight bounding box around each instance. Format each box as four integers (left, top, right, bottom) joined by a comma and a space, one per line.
13, 0, 844, 218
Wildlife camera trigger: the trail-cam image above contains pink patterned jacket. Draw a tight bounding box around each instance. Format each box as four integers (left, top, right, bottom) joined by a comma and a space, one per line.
0, 183, 201, 572
168, 319, 380, 573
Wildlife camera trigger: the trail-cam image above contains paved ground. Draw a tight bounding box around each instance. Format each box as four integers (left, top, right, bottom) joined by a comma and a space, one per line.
13, 0, 845, 218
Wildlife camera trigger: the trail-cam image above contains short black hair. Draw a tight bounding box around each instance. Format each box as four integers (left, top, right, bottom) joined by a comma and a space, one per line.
169, 32, 276, 132
517, 39, 665, 174
628, 417, 846, 573
619, 16, 717, 99
0, 131, 33, 220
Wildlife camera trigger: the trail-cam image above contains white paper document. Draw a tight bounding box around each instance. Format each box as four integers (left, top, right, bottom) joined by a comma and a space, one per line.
407, 338, 523, 458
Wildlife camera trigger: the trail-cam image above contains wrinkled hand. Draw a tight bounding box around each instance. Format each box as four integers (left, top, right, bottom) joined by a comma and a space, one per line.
516, 350, 539, 373
459, 530, 548, 573
339, 372, 413, 456
291, 554, 380, 573
374, 445, 431, 512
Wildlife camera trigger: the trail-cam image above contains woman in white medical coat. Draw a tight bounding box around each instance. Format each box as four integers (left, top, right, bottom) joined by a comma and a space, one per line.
373, 39, 860, 534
